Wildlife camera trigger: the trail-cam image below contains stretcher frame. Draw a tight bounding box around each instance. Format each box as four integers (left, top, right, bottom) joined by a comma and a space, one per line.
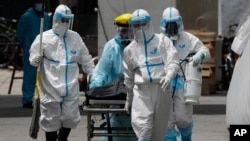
82, 99, 136, 141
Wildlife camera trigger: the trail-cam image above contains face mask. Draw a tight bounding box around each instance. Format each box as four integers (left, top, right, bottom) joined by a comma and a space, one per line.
53, 21, 69, 37
35, 3, 43, 12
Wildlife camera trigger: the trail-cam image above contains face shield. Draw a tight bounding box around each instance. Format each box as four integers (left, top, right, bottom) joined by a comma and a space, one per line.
160, 19, 180, 37
52, 4, 74, 36
60, 17, 74, 29
130, 9, 154, 42
116, 26, 133, 46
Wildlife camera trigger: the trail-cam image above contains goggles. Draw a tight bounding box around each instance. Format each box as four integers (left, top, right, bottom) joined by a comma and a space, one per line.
61, 18, 70, 23
131, 21, 148, 29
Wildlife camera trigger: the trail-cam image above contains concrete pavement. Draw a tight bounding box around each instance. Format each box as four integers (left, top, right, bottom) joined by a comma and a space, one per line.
0, 68, 229, 141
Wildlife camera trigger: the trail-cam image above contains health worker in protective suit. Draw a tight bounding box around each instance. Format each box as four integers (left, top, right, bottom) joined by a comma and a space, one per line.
226, 14, 250, 129
160, 7, 210, 141
29, 4, 95, 141
123, 9, 179, 141
89, 13, 137, 141
16, 0, 51, 108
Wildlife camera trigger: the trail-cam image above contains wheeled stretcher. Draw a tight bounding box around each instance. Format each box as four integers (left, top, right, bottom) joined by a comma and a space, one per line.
81, 77, 136, 141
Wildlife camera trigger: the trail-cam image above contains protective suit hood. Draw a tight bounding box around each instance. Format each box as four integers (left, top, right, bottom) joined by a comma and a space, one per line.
129, 9, 154, 43
52, 4, 74, 37
160, 7, 184, 40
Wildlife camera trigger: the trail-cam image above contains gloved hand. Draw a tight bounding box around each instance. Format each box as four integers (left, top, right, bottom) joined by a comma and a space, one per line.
124, 89, 133, 114
192, 51, 206, 67
34, 54, 43, 65
160, 69, 176, 92
160, 76, 171, 92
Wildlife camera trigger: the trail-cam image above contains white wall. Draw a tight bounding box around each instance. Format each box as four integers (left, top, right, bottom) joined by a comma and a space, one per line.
221, 0, 250, 36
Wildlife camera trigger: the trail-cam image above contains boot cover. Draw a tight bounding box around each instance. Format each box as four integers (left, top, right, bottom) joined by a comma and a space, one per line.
164, 128, 180, 141
178, 122, 193, 141
181, 133, 192, 141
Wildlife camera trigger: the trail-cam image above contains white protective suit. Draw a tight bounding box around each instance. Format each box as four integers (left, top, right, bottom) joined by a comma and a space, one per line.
160, 7, 210, 141
226, 15, 250, 127
123, 9, 179, 141
29, 4, 94, 132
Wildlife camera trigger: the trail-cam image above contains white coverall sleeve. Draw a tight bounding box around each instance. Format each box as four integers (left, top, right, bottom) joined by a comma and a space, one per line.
231, 17, 250, 55
123, 48, 135, 113
189, 34, 211, 66
159, 35, 179, 91
78, 35, 95, 75
159, 35, 179, 74
29, 34, 43, 67
123, 48, 135, 91
187, 33, 210, 67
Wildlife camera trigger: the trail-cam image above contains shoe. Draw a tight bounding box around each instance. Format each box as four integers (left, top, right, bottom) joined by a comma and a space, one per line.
23, 102, 33, 108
